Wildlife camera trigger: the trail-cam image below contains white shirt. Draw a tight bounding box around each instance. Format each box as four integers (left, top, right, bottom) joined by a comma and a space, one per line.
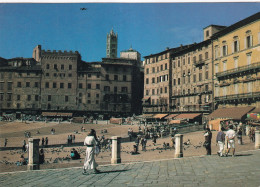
84, 136, 97, 146
226, 129, 236, 139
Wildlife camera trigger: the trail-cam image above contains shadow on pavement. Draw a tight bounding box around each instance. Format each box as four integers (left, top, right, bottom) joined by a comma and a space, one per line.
82, 169, 129, 175
234, 154, 253, 157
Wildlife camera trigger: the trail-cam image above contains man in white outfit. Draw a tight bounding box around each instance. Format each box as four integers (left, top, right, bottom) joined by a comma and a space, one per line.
83, 129, 100, 174
226, 125, 236, 157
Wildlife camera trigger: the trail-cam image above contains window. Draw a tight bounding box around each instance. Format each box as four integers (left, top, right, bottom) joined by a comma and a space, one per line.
60, 83, 64, 89
146, 78, 149, 84
17, 95, 20, 101
222, 45, 227, 56
206, 30, 209, 37
114, 86, 117, 93
152, 89, 155, 95
8, 73, 12, 79
199, 54, 202, 61
68, 83, 71, 89
96, 100, 99, 104
79, 93, 82, 97
247, 53, 251, 65
214, 45, 219, 59
46, 64, 50, 69
246, 35, 252, 48
233, 39, 239, 53
223, 61, 227, 71
178, 78, 180, 85
114, 75, 118, 81
146, 68, 149, 74
193, 56, 196, 63
104, 86, 110, 92
165, 87, 167, 93
178, 60, 180, 67
17, 82, 21, 88
45, 82, 49, 88
69, 65, 72, 70
46, 73, 49, 77
35, 95, 39, 101
106, 75, 109, 80
35, 82, 38, 88
7, 93, 12, 101
0, 93, 3, 101
183, 59, 185, 65
17, 103, 20, 109
215, 64, 219, 73
173, 79, 176, 86
160, 88, 163, 94
88, 93, 91, 97
205, 71, 209, 79
96, 84, 100, 89
152, 67, 155, 73
54, 64, 57, 69
188, 57, 190, 64
68, 73, 72, 77
123, 75, 127, 81
26, 82, 30, 88
205, 52, 208, 59
161, 65, 163, 71
96, 94, 99, 98
65, 96, 69, 102
152, 78, 155, 83
61, 65, 64, 70
165, 63, 167, 70
193, 74, 196, 82
27, 95, 31, 101
48, 95, 51, 101
199, 73, 202, 81
88, 100, 91, 104
79, 83, 83, 89
88, 84, 91, 89
54, 73, 57, 77
146, 90, 149, 95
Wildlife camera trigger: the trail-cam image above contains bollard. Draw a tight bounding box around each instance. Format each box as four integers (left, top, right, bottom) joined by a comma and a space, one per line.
111, 136, 121, 164
255, 131, 260, 149
174, 134, 183, 158
27, 138, 40, 170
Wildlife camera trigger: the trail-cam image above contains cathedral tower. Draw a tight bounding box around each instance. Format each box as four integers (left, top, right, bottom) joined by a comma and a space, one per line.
106, 28, 118, 58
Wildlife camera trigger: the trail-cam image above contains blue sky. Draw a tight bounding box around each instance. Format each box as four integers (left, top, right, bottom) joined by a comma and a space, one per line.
0, 3, 259, 61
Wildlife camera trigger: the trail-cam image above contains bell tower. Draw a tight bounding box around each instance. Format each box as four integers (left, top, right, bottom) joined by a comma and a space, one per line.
106, 28, 118, 58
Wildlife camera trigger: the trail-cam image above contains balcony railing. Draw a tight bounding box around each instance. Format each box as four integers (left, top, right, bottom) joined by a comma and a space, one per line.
216, 62, 260, 78
194, 60, 205, 66
215, 92, 260, 101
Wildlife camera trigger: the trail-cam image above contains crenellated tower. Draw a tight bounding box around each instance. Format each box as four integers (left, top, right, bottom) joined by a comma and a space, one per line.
106, 28, 118, 58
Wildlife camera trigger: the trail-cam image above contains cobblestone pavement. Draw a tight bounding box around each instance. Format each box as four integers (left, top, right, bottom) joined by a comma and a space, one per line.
1, 150, 260, 187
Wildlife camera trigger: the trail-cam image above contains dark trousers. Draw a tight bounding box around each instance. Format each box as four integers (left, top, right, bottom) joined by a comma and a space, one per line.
206, 144, 211, 155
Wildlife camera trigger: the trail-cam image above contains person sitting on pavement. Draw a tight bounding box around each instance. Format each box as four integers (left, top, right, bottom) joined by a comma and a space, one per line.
71, 148, 81, 160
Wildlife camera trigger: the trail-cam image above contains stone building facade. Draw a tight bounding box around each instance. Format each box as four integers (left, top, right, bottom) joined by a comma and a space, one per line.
0, 45, 143, 118
212, 13, 260, 109
142, 12, 260, 116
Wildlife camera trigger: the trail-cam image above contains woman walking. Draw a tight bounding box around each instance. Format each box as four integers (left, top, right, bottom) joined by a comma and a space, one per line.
83, 129, 100, 174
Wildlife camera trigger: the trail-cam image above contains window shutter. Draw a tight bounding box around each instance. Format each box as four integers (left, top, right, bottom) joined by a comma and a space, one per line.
220, 47, 223, 57
258, 32, 260, 44
232, 42, 234, 53
238, 41, 240, 51
244, 38, 247, 49
250, 36, 253, 47
226, 45, 228, 55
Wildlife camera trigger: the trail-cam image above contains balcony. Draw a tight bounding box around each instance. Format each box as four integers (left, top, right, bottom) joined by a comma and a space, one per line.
194, 60, 205, 66
215, 92, 260, 103
216, 62, 260, 79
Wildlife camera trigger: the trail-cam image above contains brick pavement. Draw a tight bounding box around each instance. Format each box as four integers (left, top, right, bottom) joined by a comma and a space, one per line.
0, 150, 260, 187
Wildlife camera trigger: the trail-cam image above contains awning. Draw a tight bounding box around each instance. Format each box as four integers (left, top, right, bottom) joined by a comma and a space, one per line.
142, 114, 154, 118
165, 114, 179, 119
175, 113, 202, 120
42, 112, 73, 117
169, 120, 181, 124
152, 114, 168, 119
208, 106, 255, 121
142, 97, 151, 101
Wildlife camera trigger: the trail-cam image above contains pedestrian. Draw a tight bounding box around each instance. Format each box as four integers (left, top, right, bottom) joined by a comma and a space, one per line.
203, 128, 212, 155
83, 129, 100, 174
237, 127, 243, 145
135, 137, 140, 152
216, 127, 225, 157
4, 138, 7, 147
152, 134, 157, 146
226, 125, 236, 157
45, 137, 48, 146
41, 137, 45, 146
72, 135, 75, 143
